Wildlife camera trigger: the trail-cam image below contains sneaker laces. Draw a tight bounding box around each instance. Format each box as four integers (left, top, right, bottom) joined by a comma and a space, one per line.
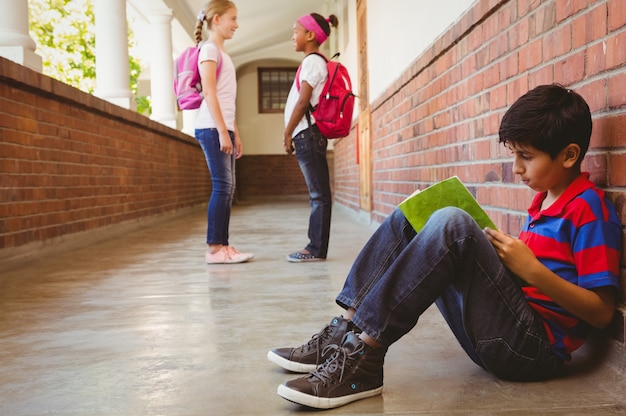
295, 324, 334, 362
225, 246, 241, 257
310, 342, 364, 386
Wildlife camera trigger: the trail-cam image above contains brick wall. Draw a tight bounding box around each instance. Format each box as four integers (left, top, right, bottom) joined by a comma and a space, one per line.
236, 151, 335, 199
333, 0, 626, 339
236, 154, 308, 197
0, 57, 212, 253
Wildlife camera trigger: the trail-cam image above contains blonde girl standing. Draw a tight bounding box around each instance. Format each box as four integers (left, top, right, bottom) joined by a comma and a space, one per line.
194, 0, 252, 264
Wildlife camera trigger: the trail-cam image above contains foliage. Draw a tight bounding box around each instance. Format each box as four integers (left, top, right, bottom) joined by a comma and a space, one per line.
28, 0, 150, 114
135, 95, 152, 115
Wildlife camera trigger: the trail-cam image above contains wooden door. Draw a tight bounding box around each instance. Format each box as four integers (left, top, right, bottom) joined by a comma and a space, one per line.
356, 0, 372, 211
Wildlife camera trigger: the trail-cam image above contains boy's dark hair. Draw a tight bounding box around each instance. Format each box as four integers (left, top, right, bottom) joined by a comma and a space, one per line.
498, 84, 592, 162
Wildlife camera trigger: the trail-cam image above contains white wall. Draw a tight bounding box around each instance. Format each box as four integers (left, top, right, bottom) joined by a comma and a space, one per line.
366, 0, 475, 102
236, 60, 299, 155
327, 0, 359, 99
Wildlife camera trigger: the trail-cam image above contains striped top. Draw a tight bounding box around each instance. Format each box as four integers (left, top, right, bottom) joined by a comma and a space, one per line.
520, 173, 621, 361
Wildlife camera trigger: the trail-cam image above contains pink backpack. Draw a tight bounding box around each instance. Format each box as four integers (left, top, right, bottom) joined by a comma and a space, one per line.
174, 44, 222, 110
296, 53, 356, 139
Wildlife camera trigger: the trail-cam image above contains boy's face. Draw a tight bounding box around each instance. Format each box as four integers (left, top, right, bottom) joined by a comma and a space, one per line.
508, 143, 570, 194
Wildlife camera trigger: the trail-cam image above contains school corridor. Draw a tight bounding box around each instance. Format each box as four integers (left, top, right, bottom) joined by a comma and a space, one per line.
0, 198, 625, 415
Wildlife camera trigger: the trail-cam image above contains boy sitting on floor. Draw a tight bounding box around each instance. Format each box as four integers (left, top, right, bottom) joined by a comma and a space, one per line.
267, 84, 622, 410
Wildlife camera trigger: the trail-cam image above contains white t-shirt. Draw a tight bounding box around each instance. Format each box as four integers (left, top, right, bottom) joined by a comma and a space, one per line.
194, 41, 237, 131
284, 53, 328, 138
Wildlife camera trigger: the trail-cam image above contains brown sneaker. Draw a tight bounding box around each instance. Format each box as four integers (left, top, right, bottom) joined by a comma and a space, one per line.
277, 331, 386, 409
267, 316, 357, 373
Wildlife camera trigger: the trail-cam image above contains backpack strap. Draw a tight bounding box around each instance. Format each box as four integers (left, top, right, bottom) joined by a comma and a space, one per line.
207, 41, 223, 79
295, 52, 330, 129
295, 52, 328, 93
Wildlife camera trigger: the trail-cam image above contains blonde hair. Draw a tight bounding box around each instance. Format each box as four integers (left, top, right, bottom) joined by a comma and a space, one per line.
194, 0, 237, 45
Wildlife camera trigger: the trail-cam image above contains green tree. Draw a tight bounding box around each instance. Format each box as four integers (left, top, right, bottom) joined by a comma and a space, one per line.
28, 0, 151, 114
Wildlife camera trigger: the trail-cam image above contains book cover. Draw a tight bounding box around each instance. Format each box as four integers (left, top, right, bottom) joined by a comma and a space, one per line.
398, 176, 497, 233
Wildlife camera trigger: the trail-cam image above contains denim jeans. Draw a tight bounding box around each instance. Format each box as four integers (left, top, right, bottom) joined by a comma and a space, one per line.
195, 128, 236, 245
293, 125, 332, 258
336, 207, 563, 381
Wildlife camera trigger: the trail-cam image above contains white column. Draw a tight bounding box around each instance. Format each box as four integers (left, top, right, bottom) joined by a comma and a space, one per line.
0, 0, 42, 71
147, 9, 177, 129
93, 0, 132, 109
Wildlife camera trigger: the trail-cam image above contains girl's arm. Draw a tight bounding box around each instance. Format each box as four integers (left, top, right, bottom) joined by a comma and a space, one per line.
200, 58, 233, 154
284, 81, 313, 154
484, 227, 616, 329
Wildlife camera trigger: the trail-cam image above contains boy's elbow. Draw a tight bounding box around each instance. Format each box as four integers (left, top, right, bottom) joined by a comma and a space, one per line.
589, 315, 611, 330
592, 308, 616, 330
589, 288, 617, 329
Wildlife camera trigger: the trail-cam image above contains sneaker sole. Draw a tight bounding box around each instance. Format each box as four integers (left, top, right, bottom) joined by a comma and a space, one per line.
206, 257, 250, 264
286, 255, 325, 263
266, 351, 318, 373
277, 383, 383, 409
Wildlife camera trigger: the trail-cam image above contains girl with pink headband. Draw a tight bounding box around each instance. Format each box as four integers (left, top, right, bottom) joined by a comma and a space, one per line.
297, 14, 333, 45
283, 13, 338, 263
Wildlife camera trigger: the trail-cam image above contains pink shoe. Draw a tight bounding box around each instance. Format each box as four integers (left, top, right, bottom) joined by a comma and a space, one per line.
205, 246, 250, 264
226, 246, 254, 261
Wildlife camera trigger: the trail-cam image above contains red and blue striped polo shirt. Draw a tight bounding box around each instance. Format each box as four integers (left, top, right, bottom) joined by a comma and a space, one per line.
519, 173, 622, 361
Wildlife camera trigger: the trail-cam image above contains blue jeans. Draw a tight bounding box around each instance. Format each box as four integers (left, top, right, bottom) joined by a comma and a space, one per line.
293, 125, 332, 258
195, 128, 236, 245
336, 207, 563, 381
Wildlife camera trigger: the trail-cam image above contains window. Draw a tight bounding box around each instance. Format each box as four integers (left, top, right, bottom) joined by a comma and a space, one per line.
258, 67, 297, 113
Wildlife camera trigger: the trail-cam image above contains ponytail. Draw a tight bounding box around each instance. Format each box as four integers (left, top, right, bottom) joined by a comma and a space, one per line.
311, 13, 339, 36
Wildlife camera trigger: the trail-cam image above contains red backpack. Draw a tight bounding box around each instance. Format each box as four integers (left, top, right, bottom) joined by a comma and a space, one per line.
296, 53, 356, 139
173, 44, 222, 110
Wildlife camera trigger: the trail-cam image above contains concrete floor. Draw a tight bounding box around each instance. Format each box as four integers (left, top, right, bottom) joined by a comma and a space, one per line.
1, 198, 625, 416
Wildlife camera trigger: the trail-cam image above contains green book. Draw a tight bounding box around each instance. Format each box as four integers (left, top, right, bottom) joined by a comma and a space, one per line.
398, 176, 497, 233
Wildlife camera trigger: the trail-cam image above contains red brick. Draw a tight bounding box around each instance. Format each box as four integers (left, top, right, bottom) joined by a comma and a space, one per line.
555, 51, 586, 85
528, 64, 554, 87
571, 7, 608, 49
609, 0, 626, 30
543, 23, 572, 61
519, 39, 543, 72
594, 115, 626, 148
608, 73, 626, 108
586, 42, 607, 77
577, 79, 607, 113
608, 153, 626, 186
606, 31, 626, 70
556, 0, 588, 22
589, 4, 609, 39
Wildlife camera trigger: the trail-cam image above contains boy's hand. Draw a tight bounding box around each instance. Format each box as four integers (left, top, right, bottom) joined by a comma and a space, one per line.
485, 228, 617, 330
483, 227, 539, 284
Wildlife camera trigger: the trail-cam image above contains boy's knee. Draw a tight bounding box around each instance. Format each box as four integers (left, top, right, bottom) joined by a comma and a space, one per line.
425, 207, 480, 237
431, 206, 473, 224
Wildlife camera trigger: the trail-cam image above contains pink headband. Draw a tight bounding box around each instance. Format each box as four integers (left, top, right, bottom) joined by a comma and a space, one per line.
298, 14, 329, 45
